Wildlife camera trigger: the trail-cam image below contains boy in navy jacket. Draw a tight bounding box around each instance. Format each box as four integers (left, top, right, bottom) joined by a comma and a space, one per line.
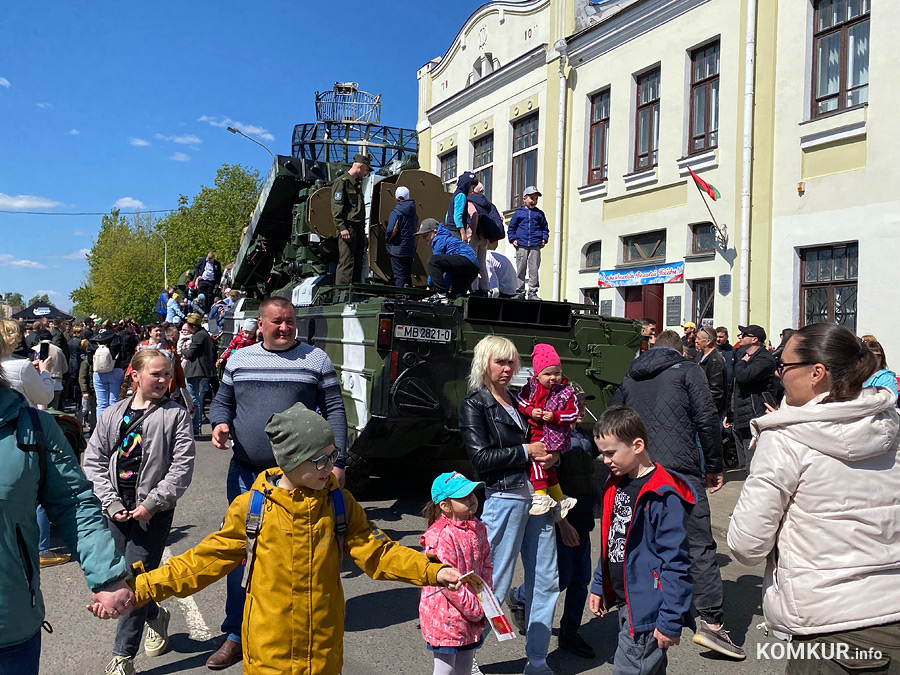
507, 186, 549, 299
589, 405, 695, 675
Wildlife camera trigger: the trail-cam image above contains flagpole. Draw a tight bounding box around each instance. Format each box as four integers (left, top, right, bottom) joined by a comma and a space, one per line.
689, 166, 725, 244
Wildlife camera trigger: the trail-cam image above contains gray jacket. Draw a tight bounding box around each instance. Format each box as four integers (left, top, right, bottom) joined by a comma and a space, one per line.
83, 397, 195, 518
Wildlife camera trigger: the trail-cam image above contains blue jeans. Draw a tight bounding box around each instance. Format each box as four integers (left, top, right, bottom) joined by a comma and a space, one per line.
481, 496, 559, 660
556, 526, 592, 634
94, 368, 125, 421
36, 506, 50, 554
185, 377, 210, 432
222, 458, 261, 643
0, 630, 41, 675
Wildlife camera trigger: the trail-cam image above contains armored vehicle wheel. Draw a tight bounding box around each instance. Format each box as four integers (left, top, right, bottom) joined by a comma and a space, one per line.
344, 450, 371, 496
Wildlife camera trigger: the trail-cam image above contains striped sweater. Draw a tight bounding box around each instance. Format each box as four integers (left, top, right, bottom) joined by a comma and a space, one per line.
209, 341, 348, 469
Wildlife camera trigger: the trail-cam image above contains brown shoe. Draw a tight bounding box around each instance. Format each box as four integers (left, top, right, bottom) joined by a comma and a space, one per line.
206, 638, 242, 670
39, 551, 71, 567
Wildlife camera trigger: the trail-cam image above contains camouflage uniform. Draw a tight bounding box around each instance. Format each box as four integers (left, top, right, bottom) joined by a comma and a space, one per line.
331, 170, 366, 285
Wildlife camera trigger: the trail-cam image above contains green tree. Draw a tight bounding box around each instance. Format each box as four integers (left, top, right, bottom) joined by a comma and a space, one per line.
27, 294, 51, 306
73, 163, 260, 320
3, 292, 24, 307
158, 163, 260, 287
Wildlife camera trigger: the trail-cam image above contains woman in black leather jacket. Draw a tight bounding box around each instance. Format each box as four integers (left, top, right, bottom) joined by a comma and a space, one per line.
459, 336, 560, 674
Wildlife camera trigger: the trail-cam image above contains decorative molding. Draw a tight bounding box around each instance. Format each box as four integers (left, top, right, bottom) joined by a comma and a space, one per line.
577, 182, 608, 201
623, 167, 658, 190
677, 148, 718, 176
425, 46, 547, 125
429, 0, 550, 78
568, 0, 711, 68
683, 252, 716, 263
800, 121, 867, 150
416, 119, 432, 133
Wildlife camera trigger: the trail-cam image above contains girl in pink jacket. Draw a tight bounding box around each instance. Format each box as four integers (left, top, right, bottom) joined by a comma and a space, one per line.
419, 472, 493, 675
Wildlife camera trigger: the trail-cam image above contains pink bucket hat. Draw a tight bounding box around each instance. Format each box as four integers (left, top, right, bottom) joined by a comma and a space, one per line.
532, 343, 561, 376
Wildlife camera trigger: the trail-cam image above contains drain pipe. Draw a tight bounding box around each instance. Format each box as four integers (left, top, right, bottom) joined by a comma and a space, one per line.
738, 0, 757, 326
552, 39, 568, 302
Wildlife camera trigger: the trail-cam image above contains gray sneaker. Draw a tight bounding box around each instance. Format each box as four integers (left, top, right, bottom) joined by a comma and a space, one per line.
144, 605, 170, 657
693, 619, 746, 660
471, 659, 484, 675
104, 656, 135, 675
523, 661, 556, 675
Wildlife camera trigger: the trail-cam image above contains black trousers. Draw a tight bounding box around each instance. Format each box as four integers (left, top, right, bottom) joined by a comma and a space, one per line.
684, 475, 725, 625
390, 255, 413, 288
198, 280, 216, 310
734, 426, 754, 470
427, 255, 479, 297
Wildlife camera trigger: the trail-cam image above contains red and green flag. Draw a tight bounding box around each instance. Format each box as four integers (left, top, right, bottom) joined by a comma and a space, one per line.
689, 168, 721, 201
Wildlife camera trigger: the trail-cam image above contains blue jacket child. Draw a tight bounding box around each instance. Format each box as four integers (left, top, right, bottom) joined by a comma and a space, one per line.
507, 204, 549, 248
386, 197, 418, 258
591, 463, 695, 638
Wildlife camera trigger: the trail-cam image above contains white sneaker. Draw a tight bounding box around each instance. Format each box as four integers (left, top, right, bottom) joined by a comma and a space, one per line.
529, 493, 556, 516
105, 656, 135, 675
144, 605, 170, 657
523, 660, 556, 675
557, 496, 578, 520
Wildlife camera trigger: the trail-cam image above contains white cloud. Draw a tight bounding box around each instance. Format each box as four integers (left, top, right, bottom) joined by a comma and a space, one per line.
170, 152, 190, 162
67, 129, 80, 135
130, 137, 150, 147
0, 77, 10, 89
33, 289, 61, 296
198, 115, 275, 142
36, 102, 52, 109
155, 133, 202, 145
0, 193, 65, 211
0, 254, 46, 269
62, 249, 91, 260
113, 197, 147, 210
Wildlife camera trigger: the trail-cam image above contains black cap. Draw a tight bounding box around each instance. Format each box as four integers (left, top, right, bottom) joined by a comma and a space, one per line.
738, 324, 767, 342
353, 153, 372, 169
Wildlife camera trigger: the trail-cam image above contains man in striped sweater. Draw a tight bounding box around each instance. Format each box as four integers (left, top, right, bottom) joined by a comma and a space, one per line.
206, 295, 347, 669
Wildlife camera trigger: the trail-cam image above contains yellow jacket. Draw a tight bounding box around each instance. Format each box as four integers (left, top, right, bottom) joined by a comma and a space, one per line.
133, 471, 446, 675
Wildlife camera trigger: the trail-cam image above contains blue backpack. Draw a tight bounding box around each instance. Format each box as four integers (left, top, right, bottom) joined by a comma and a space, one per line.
240, 486, 348, 589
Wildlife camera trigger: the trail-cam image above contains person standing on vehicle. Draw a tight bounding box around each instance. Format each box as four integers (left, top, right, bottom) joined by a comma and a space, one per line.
193, 252, 222, 313
727, 324, 776, 471
332, 153, 372, 285
507, 186, 549, 300
206, 295, 348, 670
445, 170, 478, 240
467, 182, 504, 295
385, 185, 418, 288
181, 314, 216, 437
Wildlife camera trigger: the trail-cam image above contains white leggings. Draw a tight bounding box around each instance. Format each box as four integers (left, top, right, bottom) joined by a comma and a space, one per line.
432, 649, 476, 675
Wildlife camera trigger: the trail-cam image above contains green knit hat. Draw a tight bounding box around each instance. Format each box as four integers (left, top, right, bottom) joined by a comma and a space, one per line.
264, 403, 335, 473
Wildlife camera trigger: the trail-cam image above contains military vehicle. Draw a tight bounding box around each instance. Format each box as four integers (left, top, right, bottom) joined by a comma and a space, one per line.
227, 83, 639, 493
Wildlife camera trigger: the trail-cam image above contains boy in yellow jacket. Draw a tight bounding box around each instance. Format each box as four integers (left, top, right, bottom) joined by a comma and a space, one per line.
91, 402, 460, 675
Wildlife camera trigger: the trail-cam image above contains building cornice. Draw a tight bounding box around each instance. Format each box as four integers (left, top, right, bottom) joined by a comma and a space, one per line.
424, 45, 548, 125
423, 0, 551, 78
567, 0, 711, 68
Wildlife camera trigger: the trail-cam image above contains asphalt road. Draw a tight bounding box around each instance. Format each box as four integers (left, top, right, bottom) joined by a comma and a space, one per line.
38, 440, 784, 675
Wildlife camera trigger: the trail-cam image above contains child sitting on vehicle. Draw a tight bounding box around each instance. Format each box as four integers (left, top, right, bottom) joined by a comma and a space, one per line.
516, 343, 578, 517
89, 402, 462, 675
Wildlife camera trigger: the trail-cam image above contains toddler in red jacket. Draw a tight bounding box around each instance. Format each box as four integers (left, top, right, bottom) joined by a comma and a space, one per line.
419, 472, 493, 675
516, 343, 579, 517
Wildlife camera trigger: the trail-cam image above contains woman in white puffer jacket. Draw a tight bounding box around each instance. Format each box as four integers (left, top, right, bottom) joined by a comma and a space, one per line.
728, 323, 900, 673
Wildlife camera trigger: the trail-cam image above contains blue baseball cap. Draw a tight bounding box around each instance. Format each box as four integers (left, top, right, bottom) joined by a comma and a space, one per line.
431, 471, 485, 503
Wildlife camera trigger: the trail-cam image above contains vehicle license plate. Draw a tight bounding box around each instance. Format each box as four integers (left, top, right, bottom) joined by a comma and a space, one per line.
393, 325, 452, 343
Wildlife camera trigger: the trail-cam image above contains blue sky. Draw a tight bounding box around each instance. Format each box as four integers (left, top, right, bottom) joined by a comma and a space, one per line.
0, 2, 482, 311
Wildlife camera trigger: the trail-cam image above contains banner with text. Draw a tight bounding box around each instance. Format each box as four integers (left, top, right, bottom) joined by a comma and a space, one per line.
597, 261, 684, 288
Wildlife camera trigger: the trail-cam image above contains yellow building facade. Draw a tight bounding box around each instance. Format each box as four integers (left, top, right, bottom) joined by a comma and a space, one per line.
418, 0, 894, 351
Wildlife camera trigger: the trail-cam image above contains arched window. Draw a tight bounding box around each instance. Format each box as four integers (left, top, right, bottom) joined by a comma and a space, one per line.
583, 242, 602, 269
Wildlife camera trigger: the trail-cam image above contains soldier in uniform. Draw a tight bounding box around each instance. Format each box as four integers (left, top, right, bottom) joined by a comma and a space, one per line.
331, 153, 372, 284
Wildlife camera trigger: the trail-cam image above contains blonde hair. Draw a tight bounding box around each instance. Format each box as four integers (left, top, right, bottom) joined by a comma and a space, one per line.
0, 319, 23, 358
468, 336, 520, 391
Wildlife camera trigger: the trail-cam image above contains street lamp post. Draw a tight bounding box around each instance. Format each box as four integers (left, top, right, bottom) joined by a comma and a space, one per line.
150, 231, 168, 290
226, 126, 277, 161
